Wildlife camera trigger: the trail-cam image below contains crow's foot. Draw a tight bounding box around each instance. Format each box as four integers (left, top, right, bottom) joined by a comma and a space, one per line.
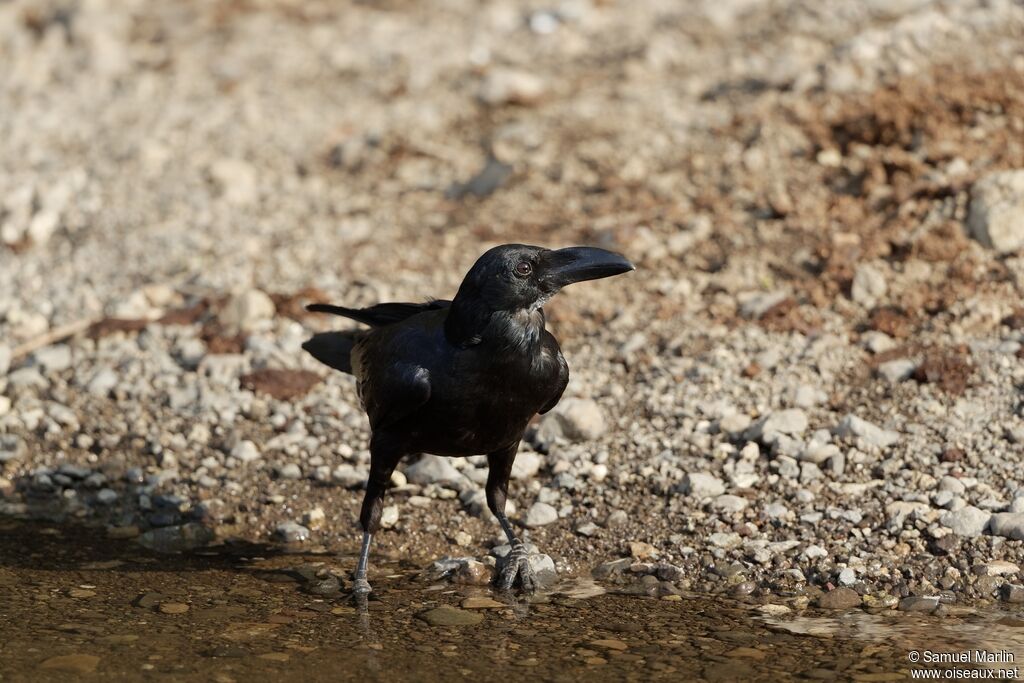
498, 541, 536, 593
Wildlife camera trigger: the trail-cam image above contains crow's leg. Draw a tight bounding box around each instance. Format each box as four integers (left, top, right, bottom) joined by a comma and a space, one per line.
486, 442, 536, 593
353, 436, 402, 599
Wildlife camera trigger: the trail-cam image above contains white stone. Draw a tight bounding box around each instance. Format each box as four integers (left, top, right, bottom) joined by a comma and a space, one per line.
877, 359, 916, 383
967, 170, 1024, 254
551, 398, 606, 441
941, 506, 992, 537
220, 289, 275, 332
231, 440, 261, 464
405, 455, 462, 486
479, 69, 546, 106
990, 513, 1024, 541
851, 263, 888, 306
380, 505, 399, 529
834, 414, 900, 448
680, 472, 726, 498
524, 501, 558, 527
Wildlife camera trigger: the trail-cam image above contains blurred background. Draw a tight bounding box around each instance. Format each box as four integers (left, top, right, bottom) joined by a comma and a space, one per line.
3, 0, 1024, 620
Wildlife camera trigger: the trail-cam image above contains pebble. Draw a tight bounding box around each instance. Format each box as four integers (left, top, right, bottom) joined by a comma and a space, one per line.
680, 472, 725, 498
303, 507, 325, 530
817, 588, 861, 609
712, 494, 748, 513
158, 602, 190, 614
220, 289, 275, 332
478, 69, 546, 106
941, 506, 992, 537
746, 409, 808, 443
95, 489, 118, 505
277, 463, 302, 480
31, 344, 72, 373
405, 455, 463, 486
973, 561, 1020, 577
0, 343, 10, 374
525, 501, 558, 527
417, 606, 484, 626
38, 654, 100, 674
230, 440, 261, 464
851, 263, 888, 307
833, 414, 900, 448
967, 169, 1024, 253
877, 359, 916, 383
898, 596, 939, 613
85, 368, 118, 397
274, 523, 310, 543
989, 513, 1024, 540
137, 523, 214, 553
0, 435, 26, 464
461, 597, 505, 609
380, 505, 399, 529
576, 521, 599, 537
550, 398, 607, 441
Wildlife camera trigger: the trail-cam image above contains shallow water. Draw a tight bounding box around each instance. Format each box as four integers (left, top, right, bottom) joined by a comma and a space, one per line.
1, 520, 1021, 682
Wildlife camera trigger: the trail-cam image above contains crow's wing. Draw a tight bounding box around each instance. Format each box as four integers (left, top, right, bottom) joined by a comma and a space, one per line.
539, 348, 569, 414
306, 300, 451, 327
357, 360, 432, 431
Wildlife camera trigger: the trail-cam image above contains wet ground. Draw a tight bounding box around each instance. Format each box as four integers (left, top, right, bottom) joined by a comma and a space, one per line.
2, 520, 1023, 681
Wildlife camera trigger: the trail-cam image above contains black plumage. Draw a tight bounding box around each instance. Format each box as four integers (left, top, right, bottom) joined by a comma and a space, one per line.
303, 244, 633, 595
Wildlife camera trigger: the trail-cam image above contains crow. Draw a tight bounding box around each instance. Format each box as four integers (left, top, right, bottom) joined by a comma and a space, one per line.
303, 244, 634, 596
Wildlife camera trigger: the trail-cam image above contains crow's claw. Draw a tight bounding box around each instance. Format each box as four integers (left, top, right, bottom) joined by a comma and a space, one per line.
498, 541, 536, 593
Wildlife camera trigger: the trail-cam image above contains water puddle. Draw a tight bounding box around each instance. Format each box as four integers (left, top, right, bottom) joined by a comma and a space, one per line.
1, 519, 1021, 681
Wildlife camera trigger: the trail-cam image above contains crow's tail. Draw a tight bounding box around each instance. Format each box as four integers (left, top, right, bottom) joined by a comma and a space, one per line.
301, 330, 359, 375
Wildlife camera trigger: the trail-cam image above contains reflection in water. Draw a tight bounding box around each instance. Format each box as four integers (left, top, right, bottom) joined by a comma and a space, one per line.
1, 519, 1017, 681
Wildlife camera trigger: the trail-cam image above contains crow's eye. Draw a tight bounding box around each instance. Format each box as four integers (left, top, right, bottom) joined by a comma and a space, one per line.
514, 261, 533, 277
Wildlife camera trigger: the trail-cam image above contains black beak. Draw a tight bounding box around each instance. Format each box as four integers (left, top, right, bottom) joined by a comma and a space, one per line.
542, 246, 635, 290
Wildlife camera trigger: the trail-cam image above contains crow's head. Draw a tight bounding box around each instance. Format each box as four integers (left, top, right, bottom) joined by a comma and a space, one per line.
446, 244, 633, 347
455, 243, 634, 313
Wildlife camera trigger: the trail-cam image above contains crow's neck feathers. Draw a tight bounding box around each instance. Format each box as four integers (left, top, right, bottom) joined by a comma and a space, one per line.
444, 296, 546, 353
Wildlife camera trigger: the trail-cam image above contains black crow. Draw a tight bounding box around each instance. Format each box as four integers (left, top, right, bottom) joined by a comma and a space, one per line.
303, 244, 633, 596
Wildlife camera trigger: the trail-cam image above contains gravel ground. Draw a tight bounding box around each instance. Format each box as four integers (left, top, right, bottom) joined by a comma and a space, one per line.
3, 0, 1024, 612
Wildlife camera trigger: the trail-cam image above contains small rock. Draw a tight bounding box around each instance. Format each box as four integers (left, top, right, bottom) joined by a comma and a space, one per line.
680, 472, 726, 498
989, 513, 1024, 540
85, 368, 118, 397
380, 505, 399, 529
941, 506, 992, 538
746, 409, 808, 444
898, 596, 939, 613
0, 435, 26, 464
95, 489, 118, 505
0, 344, 10, 374
220, 289, 275, 332
550, 398, 607, 441
210, 158, 258, 206
628, 541, 658, 560
417, 606, 484, 626
303, 507, 326, 530
851, 263, 888, 307
512, 450, 542, 479
31, 344, 72, 373
1001, 584, 1024, 604
838, 568, 857, 586
967, 170, 1024, 254
479, 69, 546, 106
877, 359, 917, 383
137, 523, 214, 553
462, 597, 505, 609
38, 654, 100, 674
230, 440, 261, 464
973, 561, 1020, 577
817, 587, 861, 609
274, 522, 310, 543
276, 463, 302, 480
605, 510, 628, 527
712, 494, 748, 514
576, 521, 599, 537
833, 414, 900, 448
405, 455, 463, 486
524, 502, 558, 527
158, 602, 190, 615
